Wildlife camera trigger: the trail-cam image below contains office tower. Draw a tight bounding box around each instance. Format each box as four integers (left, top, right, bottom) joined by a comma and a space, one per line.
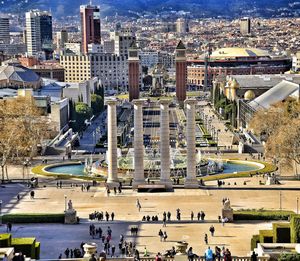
0, 16, 10, 44
240, 17, 251, 35
25, 10, 53, 57
176, 18, 188, 34
56, 30, 68, 50
80, 4, 101, 54
175, 40, 187, 102
128, 41, 140, 101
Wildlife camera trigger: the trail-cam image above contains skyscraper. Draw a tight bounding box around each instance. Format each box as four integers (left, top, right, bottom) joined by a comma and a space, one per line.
240, 17, 251, 35
175, 40, 187, 102
176, 18, 189, 34
25, 10, 53, 57
56, 30, 68, 50
80, 4, 101, 54
0, 16, 10, 44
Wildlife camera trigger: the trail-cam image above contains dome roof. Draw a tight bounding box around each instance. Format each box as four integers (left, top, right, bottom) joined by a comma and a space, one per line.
210, 47, 270, 59
0, 65, 40, 83
244, 90, 256, 100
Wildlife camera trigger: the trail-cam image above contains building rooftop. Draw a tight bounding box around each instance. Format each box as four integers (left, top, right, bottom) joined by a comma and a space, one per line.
210, 47, 270, 59
249, 80, 299, 110
0, 65, 40, 83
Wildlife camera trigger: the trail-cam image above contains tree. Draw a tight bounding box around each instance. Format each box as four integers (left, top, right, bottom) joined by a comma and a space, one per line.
0, 96, 49, 181
91, 94, 104, 115
75, 102, 93, 131
250, 99, 300, 175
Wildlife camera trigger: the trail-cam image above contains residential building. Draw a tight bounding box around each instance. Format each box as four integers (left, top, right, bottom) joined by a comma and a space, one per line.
64, 42, 81, 55
292, 52, 300, 72
240, 17, 251, 35
110, 31, 136, 56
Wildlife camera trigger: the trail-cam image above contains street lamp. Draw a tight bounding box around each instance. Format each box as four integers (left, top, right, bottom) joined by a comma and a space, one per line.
0, 200, 2, 225
297, 197, 299, 214
279, 191, 282, 211
216, 129, 221, 151
64, 195, 67, 212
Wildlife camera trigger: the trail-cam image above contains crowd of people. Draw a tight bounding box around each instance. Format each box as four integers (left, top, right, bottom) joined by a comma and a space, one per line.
89, 211, 115, 221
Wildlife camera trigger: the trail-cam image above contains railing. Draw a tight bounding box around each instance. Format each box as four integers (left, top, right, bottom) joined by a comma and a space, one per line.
39, 256, 270, 261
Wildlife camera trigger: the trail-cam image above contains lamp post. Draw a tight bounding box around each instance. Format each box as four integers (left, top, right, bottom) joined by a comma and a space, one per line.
0, 200, 2, 225
297, 197, 299, 214
64, 195, 67, 212
279, 191, 282, 211
216, 129, 221, 151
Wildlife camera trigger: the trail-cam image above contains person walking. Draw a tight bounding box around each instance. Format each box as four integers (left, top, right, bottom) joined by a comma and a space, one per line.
251, 251, 258, 261
224, 248, 232, 261
209, 225, 215, 236
6, 222, 12, 232
191, 211, 194, 221
158, 229, 163, 241
163, 231, 168, 241
64, 248, 70, 258
111, 212, 115, 221
197, 212, 200, 221
204, 233, 208, 244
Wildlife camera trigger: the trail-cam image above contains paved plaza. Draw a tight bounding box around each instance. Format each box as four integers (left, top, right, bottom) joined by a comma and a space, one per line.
1, 181, 300, 258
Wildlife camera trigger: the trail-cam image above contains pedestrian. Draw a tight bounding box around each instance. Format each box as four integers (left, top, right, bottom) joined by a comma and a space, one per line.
155, 252, 162, 261
167, 211, 171, 221
158, 229, 163, 241
89, 253, 97, 261
2, 254, 8, 261
107, 188, 110, 196
6, 222, 12, 232
111, 245, 116, 257
209, 225, 215, 236
204, 246, 213, 261
60, 180, 62, 188
111, 212, 115, 221
204, 233, 208, 244
64, 248, 70, 258
251, 251, 258, 261
197, 212, 200, 221
163, 231, 168, 241
144, 247, 149, 257
224, 248, 232, 261
17, 194, 20, 201
30, 191, 35, 199
215, 246, 221, 261
201, 211, 205, 221
114, 187, 117, 195
163, 216, 166, 227
70, 249, 73, 258
191, 211, 194, 221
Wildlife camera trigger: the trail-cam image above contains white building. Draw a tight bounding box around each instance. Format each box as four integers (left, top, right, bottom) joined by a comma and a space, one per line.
176, 18, 188, 34
110, 31, 136, 56
240, 17, 251, 35
140, 51, 159, 68
0, 16, 10, 44
292, 52, 300, 72
64, 42, 81, 55
56, 30, 68, 50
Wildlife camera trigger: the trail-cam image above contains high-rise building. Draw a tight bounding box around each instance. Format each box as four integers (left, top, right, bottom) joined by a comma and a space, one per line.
128, 41, 140, 101
56, 30, 68, 50
176, 18, 188, 34
175, 40, 187, 102
240, 17, 251, 35
110, 29, 135, 56
0, 16, 10, 44
25, 10, 53, 57
80, 4, 101, 54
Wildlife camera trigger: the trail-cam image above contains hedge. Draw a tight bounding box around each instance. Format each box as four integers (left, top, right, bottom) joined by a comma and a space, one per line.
2, 213, 65, 223
279, 253, 300, 261
259, 229, 273, 243
0, 233, 11, 247
290, 214, 300, 243
12, 238, 36, 259
35, 242, 41, 259
233, 209, 294, 221
273, 223, 290, 243
251, 234, 260, 250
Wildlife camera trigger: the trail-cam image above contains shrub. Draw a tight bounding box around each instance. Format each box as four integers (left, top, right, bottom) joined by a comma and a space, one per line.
279, 253, 300, 261
35, 242, 40, 259
2, 213, 65, 223
259, 229, 273, 243
0, 233, 11, 247
290, 214, 300, 243
233, 209, 294, 221
251, 234, 260, 250
273, 223, 291, 243
12, 238, 36, 258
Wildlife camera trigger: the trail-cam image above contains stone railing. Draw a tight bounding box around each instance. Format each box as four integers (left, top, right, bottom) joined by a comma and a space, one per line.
39, 256, 269, 261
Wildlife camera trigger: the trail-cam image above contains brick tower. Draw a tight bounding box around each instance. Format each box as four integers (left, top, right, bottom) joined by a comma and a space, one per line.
128, 41, 140, 101
175, 40, 187, 103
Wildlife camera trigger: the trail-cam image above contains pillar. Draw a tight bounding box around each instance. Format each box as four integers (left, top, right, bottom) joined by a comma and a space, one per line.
184, 98, 199, 188
105, 99, 119, 187
160, 100, 173, 189
132, 99, 145, 188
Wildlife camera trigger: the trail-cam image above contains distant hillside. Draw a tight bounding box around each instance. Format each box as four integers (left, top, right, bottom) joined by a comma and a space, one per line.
0, 0, 297, 18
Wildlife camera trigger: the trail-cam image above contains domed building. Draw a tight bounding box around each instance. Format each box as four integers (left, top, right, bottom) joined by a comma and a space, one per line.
0, 64, 41, 90
244, 90, 256, 101
187, 47, 291, 88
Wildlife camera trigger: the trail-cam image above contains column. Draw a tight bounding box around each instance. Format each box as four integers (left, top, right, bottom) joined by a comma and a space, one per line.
132, 99, 145, 188
184, 98, 199, 188
159, 100, 173, 189
105, 99, 119, 187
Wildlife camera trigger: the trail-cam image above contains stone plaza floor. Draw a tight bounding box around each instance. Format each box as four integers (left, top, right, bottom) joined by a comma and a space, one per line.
2, 181, 300, 258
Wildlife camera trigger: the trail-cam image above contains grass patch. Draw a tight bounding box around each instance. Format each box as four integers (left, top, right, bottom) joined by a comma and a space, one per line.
2, 213, 65, 223
233, 209, 294, 221
201, 160, 276, 182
